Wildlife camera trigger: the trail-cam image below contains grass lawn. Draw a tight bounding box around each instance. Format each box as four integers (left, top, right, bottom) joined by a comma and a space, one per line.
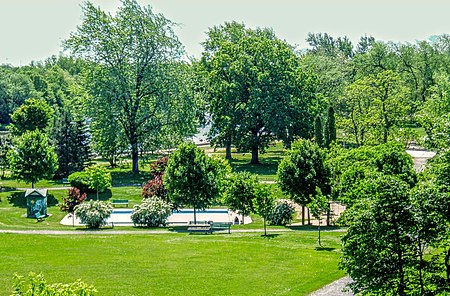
0, 231, 345, 296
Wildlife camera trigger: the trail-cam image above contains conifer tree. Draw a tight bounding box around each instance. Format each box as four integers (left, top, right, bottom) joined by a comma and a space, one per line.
325, 106, 336, 148
314, 116, 324, 148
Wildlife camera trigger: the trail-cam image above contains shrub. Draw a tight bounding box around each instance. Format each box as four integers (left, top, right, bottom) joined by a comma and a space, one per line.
11, 272, 96, 295
268, 201, 295, 226
149, 156, 168, 176
60, 187, 87, 213
142, 175, 167, 201
131, 196, 172, 227
68, 171, 91, 193
74, 200, 113, 228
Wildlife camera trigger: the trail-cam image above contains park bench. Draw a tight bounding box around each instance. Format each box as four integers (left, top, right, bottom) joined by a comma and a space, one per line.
187, 222, 212, 234
62, 178, 70, 186
211, 222, 232, 234
112, 199, 129, 207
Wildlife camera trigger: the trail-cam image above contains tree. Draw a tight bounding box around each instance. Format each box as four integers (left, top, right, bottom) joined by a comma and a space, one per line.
142, 156, 169, 203
277, 139, 331, 225
307, 187, 329, 246
314, 116, 324, 147
0, 134, 12, 177
164, 142, 230, 223
223, 171, 259, 224
65, 0, 199, 172
85, 165, 111, 200
8, 98, 53, 136
340, 176, 416, 296
60, 187, 87, 214
252, 184, 275, 236
324, 106, 336, 148
200, 22, 317, 164
51, 107, 91, 178
7, 130, 58, 188
341, 70, 410, 145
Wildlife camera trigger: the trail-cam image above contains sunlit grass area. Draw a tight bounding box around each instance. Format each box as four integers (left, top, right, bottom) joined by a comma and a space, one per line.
0, 231, 344, 296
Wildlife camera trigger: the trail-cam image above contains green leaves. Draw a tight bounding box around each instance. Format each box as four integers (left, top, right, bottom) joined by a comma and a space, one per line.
7, 130, 58, 187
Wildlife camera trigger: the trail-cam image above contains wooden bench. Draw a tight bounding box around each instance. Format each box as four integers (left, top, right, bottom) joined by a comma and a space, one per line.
112, 199, 129, 207
187, 223, 212, 234
211, 222, 232, 234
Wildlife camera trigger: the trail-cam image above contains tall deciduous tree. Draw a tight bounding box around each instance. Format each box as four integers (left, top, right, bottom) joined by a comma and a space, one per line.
164, 142, 230, 223
65, 0, 198, 172
7, 130, 58, 188
277, 139, 331, 225
200, 22, 317, 164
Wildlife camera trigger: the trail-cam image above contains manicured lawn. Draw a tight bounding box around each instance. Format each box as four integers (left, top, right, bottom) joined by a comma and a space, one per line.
0, 231, 345, 296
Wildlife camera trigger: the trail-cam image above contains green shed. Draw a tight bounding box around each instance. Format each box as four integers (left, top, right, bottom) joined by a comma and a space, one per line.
25, 189, 48, 219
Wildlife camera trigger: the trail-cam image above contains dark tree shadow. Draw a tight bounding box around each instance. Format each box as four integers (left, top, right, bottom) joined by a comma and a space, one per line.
110, 171, 151, 187
47, 194, 59, 207
85, 189, 113, 201
315, 247, 336, 252
261, 234, 280, 239
7, 192, 26, 208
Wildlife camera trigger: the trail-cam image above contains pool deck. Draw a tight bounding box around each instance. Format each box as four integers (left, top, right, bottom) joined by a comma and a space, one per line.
60, 209, 252, 227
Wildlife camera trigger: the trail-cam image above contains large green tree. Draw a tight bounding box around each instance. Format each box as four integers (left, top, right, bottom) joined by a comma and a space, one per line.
7, 130, 58, 188
8, 98, 53, 136
164, 142, 230, 223
277, 139, 331, 225
200, 22, 318, 164
65, 0, 198, 172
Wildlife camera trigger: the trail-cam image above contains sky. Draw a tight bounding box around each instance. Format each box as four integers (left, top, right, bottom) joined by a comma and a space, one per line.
0, 0, 449, 66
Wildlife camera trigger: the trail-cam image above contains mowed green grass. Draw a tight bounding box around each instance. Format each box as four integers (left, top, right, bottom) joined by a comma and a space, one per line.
0, 232, 344, 296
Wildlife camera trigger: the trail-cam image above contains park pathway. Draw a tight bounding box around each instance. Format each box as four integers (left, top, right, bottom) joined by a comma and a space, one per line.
308, 276, 353, 296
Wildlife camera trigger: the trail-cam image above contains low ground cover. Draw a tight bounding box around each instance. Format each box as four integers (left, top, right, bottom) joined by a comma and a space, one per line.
0, 231, 344, 296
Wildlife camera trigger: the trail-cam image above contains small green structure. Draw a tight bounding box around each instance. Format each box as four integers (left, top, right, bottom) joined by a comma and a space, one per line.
25, 189, 48, 219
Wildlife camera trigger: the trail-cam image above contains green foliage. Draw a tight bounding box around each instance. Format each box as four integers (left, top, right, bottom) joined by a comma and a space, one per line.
8, 98, 53, 136
65, 0, 198, 172
267, 200, 294, 226
68, 171, 90, 193
131, 196, 172, 227
0, 134, 12, 177
200, 21, 318, 164
324, 106, 336, 148
340, 176, 417, 295
314, 116, 324, 148
11, 272, 96, 296
74, 200, 113, 229
7, 130, 58, 188
252, 184, 275, 235
85, 165, 111, 194
164, 142, 230, 222
277, 139, 331, 207
51, 107, 91, 178
222, 171, 259, 223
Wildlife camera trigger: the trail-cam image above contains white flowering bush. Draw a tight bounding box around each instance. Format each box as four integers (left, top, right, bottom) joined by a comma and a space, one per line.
131, 196, 172, 227
268, 201, 295, 226
11, 272, 97, 295
74, 200, 113, 229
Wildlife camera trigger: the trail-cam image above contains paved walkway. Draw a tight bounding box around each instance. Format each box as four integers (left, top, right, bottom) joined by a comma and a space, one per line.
308, 276, 353, 296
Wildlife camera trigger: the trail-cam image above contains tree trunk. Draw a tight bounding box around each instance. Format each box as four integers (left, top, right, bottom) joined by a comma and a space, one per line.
131, 144, 139, 173
250, 144, 259, 164
241, 209, 245, 225
193, 207, 197, 224
263, 217, 267, 236
225, 142, 232, 160
307, 207, 311, 225
302, 205, 305, 225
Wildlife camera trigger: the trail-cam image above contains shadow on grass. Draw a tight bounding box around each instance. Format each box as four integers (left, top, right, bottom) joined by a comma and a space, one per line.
315, 247, 337, 252
85, 189, 113, 201
7, 192, 59, 208
0, 186, 16, 192
110, 171, 152, 187
261, 233, 280, 239
287, 225, 343, 232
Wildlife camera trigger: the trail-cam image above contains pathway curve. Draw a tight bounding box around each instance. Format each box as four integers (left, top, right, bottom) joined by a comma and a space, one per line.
308, 276, 353, 296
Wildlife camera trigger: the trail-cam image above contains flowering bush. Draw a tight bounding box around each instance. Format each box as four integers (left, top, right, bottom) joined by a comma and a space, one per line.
11, 272, 96, 295
74, 200, 113, 228
131, 196, 172, 227
268, 201, 295, 226
60, 187, 87, 213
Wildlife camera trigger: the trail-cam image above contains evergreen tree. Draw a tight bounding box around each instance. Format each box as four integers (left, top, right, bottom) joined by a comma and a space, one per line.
314, 116, 324, 147
51, 108, 90, 178
325, 106, 336, 148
